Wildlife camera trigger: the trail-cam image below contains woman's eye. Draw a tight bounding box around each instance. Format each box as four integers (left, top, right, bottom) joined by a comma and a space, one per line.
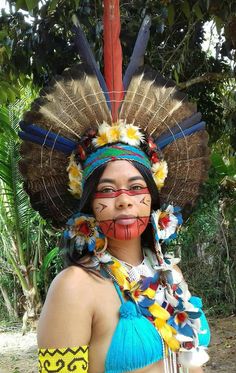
99, 187, 115, 193
130, 185, 145, 190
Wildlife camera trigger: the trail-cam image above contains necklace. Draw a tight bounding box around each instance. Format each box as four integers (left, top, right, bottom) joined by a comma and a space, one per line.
119, 256, 156, 282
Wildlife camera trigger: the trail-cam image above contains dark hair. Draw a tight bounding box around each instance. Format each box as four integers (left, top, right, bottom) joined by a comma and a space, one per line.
63, 160, 160, 266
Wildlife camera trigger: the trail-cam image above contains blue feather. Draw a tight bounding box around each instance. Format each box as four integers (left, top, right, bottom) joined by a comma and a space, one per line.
72, 18, 111, 110
156, 121, 206, 150
19, 121, 77, 149
123, 15, 151, 91
19, 121, 77, 154
138, 298, 155, 308
18, 131, 75, 154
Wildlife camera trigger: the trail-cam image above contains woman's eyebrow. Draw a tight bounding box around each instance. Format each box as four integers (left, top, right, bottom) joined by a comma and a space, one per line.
98, 176, 144, 185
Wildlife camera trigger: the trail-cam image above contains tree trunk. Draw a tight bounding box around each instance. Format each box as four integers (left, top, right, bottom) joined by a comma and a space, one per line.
0, 283, 18, 319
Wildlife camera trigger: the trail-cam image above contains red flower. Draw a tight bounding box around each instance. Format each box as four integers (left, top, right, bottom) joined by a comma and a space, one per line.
148, 137, 157, 150
77, 144, 86, 160
183, 341, 194, 350
151, 152, 159, 163
134, 289, 141, 298
159, 215, 170, 229
78, 222, 91, 236
176, 312, 187, 324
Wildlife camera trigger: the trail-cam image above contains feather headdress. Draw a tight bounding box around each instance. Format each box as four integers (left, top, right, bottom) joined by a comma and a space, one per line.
18, 0, 209, 227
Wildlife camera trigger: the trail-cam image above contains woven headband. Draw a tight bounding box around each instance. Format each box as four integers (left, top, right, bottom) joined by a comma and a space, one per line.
83, 143, 151, 185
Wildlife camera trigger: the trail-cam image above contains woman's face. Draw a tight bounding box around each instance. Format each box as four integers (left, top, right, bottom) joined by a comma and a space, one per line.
92, 160, 151, 240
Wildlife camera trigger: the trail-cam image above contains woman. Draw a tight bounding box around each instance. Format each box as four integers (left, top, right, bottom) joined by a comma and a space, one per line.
18, 3, 210, 371
37, 153, 210, 373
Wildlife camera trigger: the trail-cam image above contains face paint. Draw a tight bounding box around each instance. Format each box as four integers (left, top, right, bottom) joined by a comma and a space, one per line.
93, 189, 151, 240
94, 187, 150, 199
98, 216, 149, 240
92, 160, 152, 241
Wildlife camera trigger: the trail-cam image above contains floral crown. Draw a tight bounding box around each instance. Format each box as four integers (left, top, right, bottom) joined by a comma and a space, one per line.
67, 120, 168, 199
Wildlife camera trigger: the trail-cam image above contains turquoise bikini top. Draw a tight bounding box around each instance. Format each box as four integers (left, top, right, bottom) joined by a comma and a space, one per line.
104, 282, 164, 373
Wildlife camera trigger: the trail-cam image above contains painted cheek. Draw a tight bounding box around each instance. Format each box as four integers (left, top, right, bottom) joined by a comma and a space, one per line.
99, 216, 149, 240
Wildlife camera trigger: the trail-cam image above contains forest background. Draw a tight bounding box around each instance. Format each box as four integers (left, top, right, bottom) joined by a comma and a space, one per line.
0, 0, 235, 329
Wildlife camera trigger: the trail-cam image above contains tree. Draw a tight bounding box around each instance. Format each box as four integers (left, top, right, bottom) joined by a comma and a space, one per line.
0, 0, 235, 320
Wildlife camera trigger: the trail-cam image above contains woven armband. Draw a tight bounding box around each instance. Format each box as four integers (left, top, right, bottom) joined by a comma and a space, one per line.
38, 345, 89, 372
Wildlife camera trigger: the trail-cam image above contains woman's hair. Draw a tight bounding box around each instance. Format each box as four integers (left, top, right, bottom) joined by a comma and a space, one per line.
63, 160, 160, 267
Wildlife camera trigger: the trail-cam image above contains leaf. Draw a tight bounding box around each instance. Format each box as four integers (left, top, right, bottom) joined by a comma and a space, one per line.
182, 0, 191, 19
49, 0, 59, 11
6, 88, 16, 103
40, 247, 60, 274
193, 3, 203, 20
25, 0, 39, 11
211, 152, 228, 175
15, 0, 28, 11
168, 4, 175, 26
213, 15, 224, 35
174, 69, 179, 84
0, 90, 7, 103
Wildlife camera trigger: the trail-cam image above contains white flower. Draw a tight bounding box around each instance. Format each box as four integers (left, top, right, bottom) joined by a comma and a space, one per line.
120, 124, 145, 146
152, 206, 178, 240
92, 121, 110, 147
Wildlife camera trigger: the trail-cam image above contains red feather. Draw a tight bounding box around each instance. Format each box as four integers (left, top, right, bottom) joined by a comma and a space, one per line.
103, 0, 124, 121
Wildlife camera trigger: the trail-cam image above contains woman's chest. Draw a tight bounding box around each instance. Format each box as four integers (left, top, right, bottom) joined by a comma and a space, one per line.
88, 280, 165, 373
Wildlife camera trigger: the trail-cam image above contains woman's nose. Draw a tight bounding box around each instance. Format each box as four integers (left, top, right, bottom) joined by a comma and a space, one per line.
115, 192, 133, 209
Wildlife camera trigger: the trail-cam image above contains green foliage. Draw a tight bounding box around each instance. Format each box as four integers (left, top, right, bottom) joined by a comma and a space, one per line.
0, 96, 62, 321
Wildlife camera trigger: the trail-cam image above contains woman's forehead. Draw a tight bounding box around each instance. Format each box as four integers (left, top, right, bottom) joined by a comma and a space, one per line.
99, 160, 144, 182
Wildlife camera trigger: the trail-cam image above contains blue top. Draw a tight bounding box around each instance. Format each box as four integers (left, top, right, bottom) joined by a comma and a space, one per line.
105, 282, 164, 373
104, 281, 211, 373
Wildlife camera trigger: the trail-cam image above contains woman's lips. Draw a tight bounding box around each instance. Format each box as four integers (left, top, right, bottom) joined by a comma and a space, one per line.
115, 216, 137, 226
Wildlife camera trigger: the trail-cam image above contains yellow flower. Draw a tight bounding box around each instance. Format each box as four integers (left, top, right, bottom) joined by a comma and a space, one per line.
152, 160, 168, 189
68, 180, 82, 197
69, 164, 82, 178
108, 125, 121, 142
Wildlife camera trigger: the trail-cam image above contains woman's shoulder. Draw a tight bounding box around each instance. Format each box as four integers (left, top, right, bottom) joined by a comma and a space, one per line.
46, 265, 106, 305
37, 266, 103, 348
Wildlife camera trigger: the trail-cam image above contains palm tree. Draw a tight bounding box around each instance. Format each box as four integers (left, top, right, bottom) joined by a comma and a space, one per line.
0, 98, 60, 330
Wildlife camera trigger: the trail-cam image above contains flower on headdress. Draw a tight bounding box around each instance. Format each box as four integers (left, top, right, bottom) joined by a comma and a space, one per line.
108, 124, 121, 142
151, 160, 168, 189
64, 213, 106, 253
120, 123, 145, 146
67, 153, 83, 198
151, 205, 183, 241
92, 122, 110, 147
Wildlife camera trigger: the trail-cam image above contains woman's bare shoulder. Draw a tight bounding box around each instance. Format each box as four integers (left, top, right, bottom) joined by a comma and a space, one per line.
37, 266, 103, 348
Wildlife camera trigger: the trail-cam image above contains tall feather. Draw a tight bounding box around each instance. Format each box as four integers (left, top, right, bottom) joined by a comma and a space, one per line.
103, 0, 124, 121
123, 15, 151, 91
72, 16, 111, 110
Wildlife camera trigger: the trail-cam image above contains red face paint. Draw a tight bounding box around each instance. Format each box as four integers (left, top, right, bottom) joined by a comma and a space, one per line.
99, 216, 149, 240
94, 187, 150, 199
92, 160, 152, 241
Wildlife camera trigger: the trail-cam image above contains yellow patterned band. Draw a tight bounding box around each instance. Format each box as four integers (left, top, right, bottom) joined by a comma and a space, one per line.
38, 345, 89, 372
